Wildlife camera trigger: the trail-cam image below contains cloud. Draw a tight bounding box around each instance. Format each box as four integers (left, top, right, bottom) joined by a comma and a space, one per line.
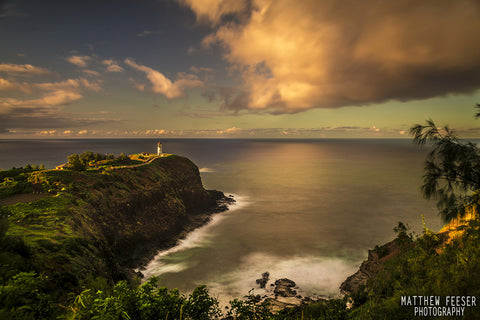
179, 0, 480, 114
0, 90, 83, 113
0, 79, 101, 114
124, 58, 204, 98
102, 59, 114, 65
34, 78, 102, 92
83, 69, 101, 77
178, 0, 251, 26
106, 64, 124, 72
102, 59, 124, 72
7, 124, 412, 138
215, 126, 242, 135
66, 55, 91, 67
115, 125, 395, 138
0, 112, 112, 132
145, 129, 169, 135
137, 30, 153, 37
0, 78, 15, 91
128, 77, 146, 92
136, 30, 163, 37
0, 78, 33, 93
0, 63, 53, 76
0, 75, 104, 133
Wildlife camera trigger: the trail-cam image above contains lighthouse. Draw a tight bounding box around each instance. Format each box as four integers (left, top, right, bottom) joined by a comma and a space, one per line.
157, 142, 163, 155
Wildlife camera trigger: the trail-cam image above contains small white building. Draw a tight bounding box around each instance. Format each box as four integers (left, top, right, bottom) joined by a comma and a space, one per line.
157, 142, 163, 155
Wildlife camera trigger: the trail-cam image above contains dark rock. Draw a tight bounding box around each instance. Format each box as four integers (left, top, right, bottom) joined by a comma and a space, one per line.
264, 298, 297, 313
340, 239, 400, 294
275, 278, 296, 287
274, 278, 297, 297
252, 294, 262, 303
256, 271, 270, 288
301, 297, 314, 304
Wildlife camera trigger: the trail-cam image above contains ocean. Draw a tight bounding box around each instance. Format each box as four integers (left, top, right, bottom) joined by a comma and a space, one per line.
0, 138, 443, 304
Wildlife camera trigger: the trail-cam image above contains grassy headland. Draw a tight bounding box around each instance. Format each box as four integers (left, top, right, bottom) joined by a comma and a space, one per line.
1, 151, 479, 319
0, 153, 228, 319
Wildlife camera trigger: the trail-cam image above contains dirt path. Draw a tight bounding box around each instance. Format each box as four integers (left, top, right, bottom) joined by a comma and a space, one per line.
110, 156, 161, 170
0, 157, 164, 206
0, 193, 52, 206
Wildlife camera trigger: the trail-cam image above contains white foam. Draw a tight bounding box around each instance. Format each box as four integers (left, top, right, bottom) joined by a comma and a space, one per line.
140, 194, 249, 280
142, 262, 190, 277
199, 167, 214, 172
205, 252, 358, 307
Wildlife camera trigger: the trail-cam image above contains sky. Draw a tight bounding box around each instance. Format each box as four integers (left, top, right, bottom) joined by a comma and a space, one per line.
1, 0, 480, 139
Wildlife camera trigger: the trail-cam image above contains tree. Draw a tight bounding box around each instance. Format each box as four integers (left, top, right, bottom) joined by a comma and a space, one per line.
118, 153, 128, 161
67, 154, 86, 171
410, 104, 480, 222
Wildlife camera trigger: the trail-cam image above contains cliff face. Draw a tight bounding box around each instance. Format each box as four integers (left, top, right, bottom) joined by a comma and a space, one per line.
5, 155, 228, 290
69, 155, 226, 270
340, 240, 400, 294
340, 214, 476, 295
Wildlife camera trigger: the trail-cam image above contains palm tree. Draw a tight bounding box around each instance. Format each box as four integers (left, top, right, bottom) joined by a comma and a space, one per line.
410, 104, 480, 222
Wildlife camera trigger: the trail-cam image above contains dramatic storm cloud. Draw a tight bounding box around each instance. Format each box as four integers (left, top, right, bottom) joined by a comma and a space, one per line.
180, 0, 480, 114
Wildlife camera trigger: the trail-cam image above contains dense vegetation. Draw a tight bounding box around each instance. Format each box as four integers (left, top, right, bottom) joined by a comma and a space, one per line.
348, 219, 480, 319
0, 153, 226, 319
0, 164, 46, 199
66, 281, 348, 320
2, 107, 480, 319
410, 104, 480, 222
65, 151, 146, 171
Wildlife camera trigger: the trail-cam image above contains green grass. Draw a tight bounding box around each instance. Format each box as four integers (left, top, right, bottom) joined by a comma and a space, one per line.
0, 153, 225, 319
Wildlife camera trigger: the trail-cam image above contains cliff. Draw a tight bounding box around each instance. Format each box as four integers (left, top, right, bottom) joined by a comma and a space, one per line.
340, 212, 477, 295
60, 155, 230, 270
340, 239, 400, 294
1, 155, 230, 297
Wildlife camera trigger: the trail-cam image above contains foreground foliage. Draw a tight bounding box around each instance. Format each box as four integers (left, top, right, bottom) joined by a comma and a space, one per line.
67, 282, 347, 320
0, 165, 46, 199
410, 104, 480, 222
349, 218, 480, 319
68, 279, 220, 320
2, 115, 480, 319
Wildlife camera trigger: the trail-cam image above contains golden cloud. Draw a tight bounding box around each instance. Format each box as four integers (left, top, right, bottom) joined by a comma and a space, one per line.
0, 63, 53, 76
180, 0, 480, 113
125, 58, 204, 99
0, 68, 106, 133
66, 55, 92, 68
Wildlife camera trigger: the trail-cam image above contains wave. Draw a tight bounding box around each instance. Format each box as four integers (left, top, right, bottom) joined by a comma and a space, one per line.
206, 252, 359, 307
140, 194, 249, 280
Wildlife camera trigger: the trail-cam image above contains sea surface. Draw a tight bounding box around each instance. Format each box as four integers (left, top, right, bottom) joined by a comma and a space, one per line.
0, 138, 444, 304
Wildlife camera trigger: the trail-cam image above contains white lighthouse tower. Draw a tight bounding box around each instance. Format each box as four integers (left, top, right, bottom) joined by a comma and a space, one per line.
157, 142, 163, 156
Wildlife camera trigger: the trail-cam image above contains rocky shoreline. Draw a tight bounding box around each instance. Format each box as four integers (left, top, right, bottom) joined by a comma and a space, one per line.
134, 192, 235, 276
250, 272, 330, 312
245, 238, 403, 312
340, 239, 400, 295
